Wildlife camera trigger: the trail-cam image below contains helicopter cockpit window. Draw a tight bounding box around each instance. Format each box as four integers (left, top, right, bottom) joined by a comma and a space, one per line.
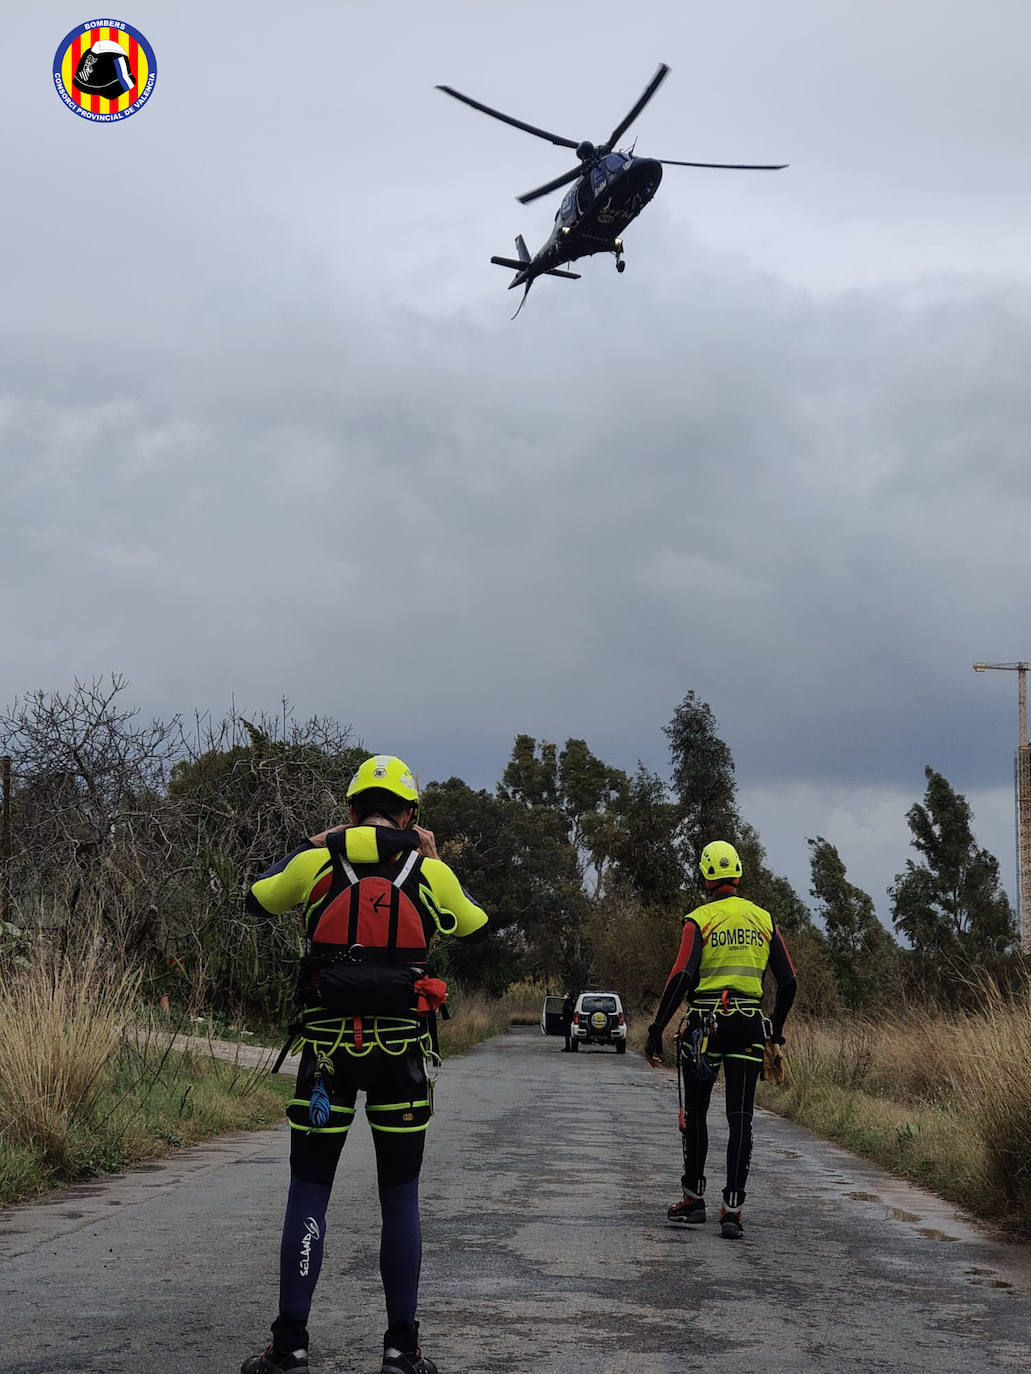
590, 164, 607, 195
603, 153, 627, 175
559, 187, 578, 220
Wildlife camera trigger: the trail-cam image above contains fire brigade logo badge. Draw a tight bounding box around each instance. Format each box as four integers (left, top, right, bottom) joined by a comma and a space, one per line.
53, 19, 157, 122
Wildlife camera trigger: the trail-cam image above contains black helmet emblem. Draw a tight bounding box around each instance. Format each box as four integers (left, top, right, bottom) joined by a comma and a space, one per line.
73, 40, 135, 100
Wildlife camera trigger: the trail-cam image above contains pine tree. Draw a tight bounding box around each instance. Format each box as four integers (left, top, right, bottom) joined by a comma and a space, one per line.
663, 690, 739, 870
808, 836, 898, 1006
889, 767, 1015, 973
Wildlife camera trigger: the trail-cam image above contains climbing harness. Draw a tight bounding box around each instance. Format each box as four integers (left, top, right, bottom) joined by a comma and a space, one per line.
268, 834, 458, 1142
271, 843, 449, 1074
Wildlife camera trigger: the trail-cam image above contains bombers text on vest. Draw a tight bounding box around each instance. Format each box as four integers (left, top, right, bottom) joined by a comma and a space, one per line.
695, 896, 773, 999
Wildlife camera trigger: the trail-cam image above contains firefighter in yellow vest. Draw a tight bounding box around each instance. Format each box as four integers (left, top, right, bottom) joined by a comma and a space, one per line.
644, 840, 796, 1239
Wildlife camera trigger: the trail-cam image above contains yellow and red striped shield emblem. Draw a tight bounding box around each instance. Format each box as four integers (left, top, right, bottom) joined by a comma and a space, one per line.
53, 20, 157, 122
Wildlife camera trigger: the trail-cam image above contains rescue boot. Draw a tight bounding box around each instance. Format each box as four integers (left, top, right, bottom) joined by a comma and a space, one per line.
240, 1342, 309, 1373
382, 1320, 437, 1374
719, 1207, 744, 1240
667, 1191, 706, 1224
242, 1318, 309, 1373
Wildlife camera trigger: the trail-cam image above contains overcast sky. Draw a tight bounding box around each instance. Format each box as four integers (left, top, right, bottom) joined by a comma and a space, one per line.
3, 1, 1030, 920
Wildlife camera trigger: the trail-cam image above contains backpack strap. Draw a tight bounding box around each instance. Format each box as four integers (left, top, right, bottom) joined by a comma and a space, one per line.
271, 1022, 301, 1074
388, 850, 421, 959
323, 844, 363, 945
393, 849, 421, 887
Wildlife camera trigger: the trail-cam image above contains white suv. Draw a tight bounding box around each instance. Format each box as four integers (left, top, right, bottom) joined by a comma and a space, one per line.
570, 991, 627, 1053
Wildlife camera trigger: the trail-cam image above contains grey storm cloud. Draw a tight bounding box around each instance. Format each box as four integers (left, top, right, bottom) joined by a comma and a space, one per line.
3, 0, 1030, 912
4, 237, 1027, 778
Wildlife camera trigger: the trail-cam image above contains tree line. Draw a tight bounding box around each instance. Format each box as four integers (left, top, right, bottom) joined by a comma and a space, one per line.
0, 675, 1020, 1022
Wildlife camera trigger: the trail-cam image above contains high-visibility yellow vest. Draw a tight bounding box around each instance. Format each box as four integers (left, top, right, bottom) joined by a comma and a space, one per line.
694, 895, 773, 999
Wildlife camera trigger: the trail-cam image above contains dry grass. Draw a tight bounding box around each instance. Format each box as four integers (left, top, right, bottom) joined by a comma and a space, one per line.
0, 924, 291, 1205
758, 982, 1031, 1231
948, 980, 1031, 1217
496, 979, 550, 1025
437, 988, 512, 1057
0, 929, 142, 1171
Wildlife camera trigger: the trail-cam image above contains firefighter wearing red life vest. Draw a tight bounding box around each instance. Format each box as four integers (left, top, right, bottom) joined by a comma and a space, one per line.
644, 840, 796, 1240
242, 755, 488, 1374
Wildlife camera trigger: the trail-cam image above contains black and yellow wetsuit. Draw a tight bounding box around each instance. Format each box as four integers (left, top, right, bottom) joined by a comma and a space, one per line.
247, 822, 487, 1355
647, 881, 796, 1210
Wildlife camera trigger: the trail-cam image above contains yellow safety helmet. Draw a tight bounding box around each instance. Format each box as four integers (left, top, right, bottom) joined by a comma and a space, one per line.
699, 840, 742, 882
346, 755, 420, 807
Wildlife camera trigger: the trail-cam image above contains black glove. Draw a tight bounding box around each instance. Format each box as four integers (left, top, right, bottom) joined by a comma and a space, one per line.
645, 1023, 663, 1061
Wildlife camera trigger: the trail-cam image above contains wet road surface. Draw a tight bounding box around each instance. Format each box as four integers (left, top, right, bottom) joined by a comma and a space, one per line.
2, 1026, 1030, 1373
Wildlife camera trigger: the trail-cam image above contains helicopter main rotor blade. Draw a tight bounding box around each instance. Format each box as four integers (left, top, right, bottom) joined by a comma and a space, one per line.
436, 85, 579, 150
604, 63, 670, 150
657, 158, 788, 170
517, 165, 582, 205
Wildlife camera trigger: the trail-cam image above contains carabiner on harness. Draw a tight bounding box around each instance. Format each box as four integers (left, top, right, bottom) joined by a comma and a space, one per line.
682, 1010, 717, 1085
689, 1027, 717, 1085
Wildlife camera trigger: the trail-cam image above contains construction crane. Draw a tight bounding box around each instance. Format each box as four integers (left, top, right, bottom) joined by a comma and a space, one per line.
972, 661, 1031, 953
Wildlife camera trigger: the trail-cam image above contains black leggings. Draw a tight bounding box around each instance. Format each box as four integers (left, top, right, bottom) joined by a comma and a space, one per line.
289, 1042, 429, 1188
274, 1045, 429, 1343
291, 1116, 426, 1188
679, 1011, 762, 1209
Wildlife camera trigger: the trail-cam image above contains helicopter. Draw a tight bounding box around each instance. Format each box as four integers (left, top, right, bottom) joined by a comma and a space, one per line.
436, 64, 786, 314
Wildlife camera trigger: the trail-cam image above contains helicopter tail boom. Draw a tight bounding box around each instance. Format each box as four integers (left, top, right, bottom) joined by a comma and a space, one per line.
489, 257, 582, 284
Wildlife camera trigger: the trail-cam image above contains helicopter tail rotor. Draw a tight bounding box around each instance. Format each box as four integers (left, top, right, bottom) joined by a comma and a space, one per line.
489, 233, 535, 288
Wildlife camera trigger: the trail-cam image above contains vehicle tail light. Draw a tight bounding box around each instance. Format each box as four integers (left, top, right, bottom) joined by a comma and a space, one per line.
573, 1012, 580, 1024
617, 1013, 624, 1025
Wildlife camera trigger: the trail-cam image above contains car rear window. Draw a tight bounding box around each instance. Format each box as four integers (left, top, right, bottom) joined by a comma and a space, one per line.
580, 996, 617, 1013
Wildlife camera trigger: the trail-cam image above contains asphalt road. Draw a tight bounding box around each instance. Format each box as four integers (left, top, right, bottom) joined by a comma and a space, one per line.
3, 1026, 1030, 1374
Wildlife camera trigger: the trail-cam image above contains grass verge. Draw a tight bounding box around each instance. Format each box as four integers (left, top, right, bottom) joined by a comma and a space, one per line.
0, 1022, 292, 1208
756, 983, 1031, 1234
0, 931, 291, 1208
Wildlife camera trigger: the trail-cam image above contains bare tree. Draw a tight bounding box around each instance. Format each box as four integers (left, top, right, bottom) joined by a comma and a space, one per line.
0, 674, 180, 953
0, 678, 364, 1021
161, 705, 363, 1018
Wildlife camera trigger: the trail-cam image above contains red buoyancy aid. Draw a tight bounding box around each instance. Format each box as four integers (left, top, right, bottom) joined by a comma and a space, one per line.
270, 840, 450, 1068
299, 840, 441, 1020
305, 843, 430, 963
